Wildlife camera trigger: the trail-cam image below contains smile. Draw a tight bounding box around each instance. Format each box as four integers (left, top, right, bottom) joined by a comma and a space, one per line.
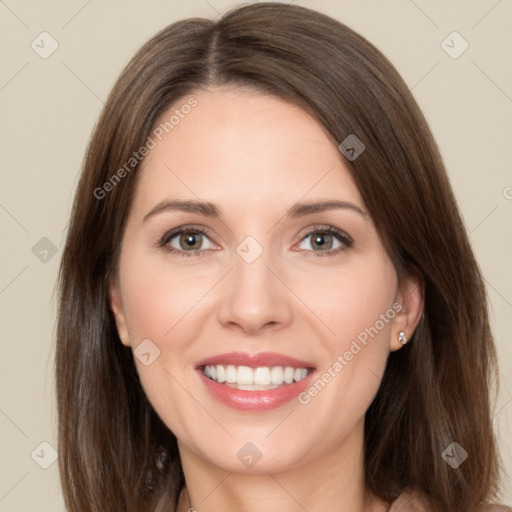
203, 364, 310, 390
196, 352, 316, 411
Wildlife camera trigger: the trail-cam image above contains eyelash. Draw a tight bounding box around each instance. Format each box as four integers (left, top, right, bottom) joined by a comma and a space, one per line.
155, 224, 353, 258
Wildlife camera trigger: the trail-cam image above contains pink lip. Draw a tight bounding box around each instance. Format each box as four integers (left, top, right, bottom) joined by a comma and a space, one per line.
195, 352, 316, 412
195, 351, 315, 369
197, 369, 316, 412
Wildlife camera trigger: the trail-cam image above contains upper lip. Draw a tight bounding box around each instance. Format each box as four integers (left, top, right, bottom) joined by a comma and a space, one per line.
196, 351, 316, 369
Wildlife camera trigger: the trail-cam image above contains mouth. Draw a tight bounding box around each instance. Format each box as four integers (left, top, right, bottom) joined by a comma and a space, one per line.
201, 364, 312, 390
195, 352, 316, 411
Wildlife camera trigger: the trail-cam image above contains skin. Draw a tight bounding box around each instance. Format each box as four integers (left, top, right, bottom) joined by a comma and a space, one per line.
109, 86, 423, 512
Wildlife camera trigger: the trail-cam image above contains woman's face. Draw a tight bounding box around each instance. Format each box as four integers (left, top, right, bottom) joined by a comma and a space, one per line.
109, 86, 420, 474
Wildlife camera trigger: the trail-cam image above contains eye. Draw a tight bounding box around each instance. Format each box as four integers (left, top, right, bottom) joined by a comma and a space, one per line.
297, 226, 353, 256
158, 226, 218, 256
156, 224, 352, 258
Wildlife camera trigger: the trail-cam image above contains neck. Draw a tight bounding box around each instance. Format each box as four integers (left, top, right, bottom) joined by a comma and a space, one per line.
175, 421, 389, 512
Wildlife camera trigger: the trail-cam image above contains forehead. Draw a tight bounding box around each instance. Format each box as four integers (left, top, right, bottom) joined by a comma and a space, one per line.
133, 87, 363, 214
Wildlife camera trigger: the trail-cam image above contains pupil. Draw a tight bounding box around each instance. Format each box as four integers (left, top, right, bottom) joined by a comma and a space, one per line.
181, 233, 201, 250
312, 233, 332, 250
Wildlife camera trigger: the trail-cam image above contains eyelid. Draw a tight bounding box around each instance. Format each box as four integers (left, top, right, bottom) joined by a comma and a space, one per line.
298, 224, 353, 243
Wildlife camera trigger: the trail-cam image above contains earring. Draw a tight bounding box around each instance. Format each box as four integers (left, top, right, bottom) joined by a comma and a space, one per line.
398, 331, 408, 345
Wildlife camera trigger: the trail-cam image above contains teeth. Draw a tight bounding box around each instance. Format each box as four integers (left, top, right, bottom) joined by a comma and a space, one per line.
294, 368, 307, 382
254, 367, 270, 385
227, 383, 280, 390
216, 365, 226, 383
237, 366, 253, 385
225, 365, 237, 383
202, 364, 310, 387
270, 366, 284, 385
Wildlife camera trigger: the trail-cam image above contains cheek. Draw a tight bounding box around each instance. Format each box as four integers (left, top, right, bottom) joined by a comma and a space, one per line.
118, 260, 206, 439
120, 249, 217, 344
288, 254, 398, 347
117, 249, 222, 426
290, 256, 397, 423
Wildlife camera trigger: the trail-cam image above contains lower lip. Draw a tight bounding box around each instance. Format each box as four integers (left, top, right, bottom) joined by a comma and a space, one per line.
197, 369, 315, 412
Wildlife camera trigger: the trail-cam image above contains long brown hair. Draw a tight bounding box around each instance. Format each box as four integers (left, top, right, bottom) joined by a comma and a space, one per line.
55, 3, 503, 511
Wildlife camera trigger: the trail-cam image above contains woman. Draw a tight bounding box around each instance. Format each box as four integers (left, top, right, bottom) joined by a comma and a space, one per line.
55, 3, 510, 511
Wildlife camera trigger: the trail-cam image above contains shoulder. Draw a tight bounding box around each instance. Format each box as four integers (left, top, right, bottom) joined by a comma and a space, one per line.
389, 489, 511, 512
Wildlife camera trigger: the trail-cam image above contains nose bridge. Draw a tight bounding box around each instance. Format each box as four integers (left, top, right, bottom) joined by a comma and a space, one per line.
234, 242, 273, 292
217, 236, 293, 332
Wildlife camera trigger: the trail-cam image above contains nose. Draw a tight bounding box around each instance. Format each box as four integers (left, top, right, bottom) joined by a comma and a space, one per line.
217, 247, 294, 335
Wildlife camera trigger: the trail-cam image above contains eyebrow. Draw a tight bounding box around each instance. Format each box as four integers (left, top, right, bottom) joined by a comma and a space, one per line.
142, 199, 367, 223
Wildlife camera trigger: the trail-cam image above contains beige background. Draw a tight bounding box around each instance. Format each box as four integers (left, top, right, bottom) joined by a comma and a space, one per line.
0, 0, 511, 510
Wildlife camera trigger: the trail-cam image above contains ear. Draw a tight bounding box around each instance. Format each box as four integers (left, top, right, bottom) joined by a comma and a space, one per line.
108, 278, 131, 347
389, 269, 424, 352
